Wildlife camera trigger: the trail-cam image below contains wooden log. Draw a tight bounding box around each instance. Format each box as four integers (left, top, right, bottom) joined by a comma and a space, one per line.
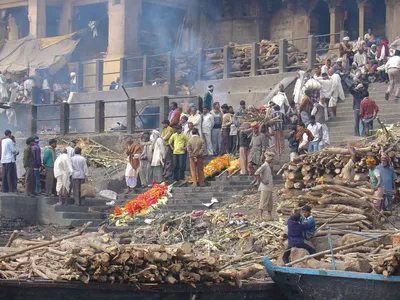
288, 171, 302, 181
285, 180, 294, 189
219, 264, 264, 280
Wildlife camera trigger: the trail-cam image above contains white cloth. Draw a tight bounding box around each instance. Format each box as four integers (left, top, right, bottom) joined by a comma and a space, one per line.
1, 138, 16, 163
379, 44, 388, 61
66, 146, 75, 158
71, 154, 88, 179
151, 137, 166, 167
54, 153, 73, 194
293, 71, 305, 105
318, 78, 333, 99
188, 113, 202, 135
307, 122, 323, 141
0, 74, 8, 99
330, 73, 345, 102
201, 112, 214, 134
353, 52, 367, 67
125, 160, 139, 178
386, 56, 400, 70
271, 92, 290, 113
42, 79, 50, 90
321, 123, 330, 145
203, 132, 213, 156
311, 102, 329, 122
321, 65, 329, 74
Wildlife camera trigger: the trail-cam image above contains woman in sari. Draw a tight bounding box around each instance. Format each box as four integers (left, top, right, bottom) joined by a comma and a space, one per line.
125, 139, 142, 194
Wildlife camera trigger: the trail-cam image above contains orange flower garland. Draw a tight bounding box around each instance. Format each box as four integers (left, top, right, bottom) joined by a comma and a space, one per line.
203, 154, 231, 178
113, 183, 168, 218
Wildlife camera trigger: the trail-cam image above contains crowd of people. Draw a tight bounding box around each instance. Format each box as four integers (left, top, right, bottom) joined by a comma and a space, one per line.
0, 132, 88, 206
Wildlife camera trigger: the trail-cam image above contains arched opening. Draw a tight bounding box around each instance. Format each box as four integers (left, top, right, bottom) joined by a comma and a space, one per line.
343, 0, 359, 40
365, 0, 386, 39
310, 0, 330, 36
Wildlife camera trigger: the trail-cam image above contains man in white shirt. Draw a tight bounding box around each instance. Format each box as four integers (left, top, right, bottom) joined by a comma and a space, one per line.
385, 50, 400, 101
66, 140, 76, 158
353, 48, 367, 67
271, 84, 290, 114
201, 106, 214, 156
1, 129, 17, 192
307, 116, 323, 152
71, 147, 89, 206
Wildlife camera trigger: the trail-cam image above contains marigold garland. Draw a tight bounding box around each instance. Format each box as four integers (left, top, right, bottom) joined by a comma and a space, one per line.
203, 154, 232, 178
111, 183, 170, 226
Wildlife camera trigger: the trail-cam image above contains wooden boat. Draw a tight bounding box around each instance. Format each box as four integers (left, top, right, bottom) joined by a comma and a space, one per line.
263, 257, 400, 300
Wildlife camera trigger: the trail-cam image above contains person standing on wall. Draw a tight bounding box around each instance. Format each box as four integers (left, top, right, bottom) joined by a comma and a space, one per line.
31, 136, 42, 194
168, 102, 181, 131
31, 69, 43, 105
203, 85, 214, 110
71, 147, 89, 206
43, 139, 57, 196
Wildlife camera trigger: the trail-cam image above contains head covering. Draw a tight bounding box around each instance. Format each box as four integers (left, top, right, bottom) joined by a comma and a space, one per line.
70, 72, 76, 77
366, 157, 376, 166
250, 121, 259, 128
34, 136, 40, 142
259, 105, 266, 111
207, 85, 214, 91
265, 151, 275, 161
343, 36, 350, 41
336, 58, 343, 63
371, 44, 377, 48
188, 103, 196, 108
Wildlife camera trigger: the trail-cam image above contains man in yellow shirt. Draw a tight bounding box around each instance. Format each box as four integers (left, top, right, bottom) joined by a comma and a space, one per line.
169, 125, 189, 181
162, 120, 174, 180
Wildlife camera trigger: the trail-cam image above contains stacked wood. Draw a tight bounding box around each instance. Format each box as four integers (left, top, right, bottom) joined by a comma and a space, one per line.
277, 182, 381, 234
280, 140, 400, 190
175, 52, 198, 95
203, 40, 308, 80
0, 228, 230, 287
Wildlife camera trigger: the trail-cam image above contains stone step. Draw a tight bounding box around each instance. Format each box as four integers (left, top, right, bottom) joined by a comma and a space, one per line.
62, 212, 107, 219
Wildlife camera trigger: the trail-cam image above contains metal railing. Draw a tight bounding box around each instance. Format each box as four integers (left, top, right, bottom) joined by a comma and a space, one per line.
29, 95, 203, 136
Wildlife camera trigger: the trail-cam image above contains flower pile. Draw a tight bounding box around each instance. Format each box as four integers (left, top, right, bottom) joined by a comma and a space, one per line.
203, 154, 231, 178
227, 159, 240, 175
110, 182, 171, 226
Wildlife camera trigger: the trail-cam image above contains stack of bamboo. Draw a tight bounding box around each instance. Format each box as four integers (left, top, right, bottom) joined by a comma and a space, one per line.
277, 182, 382, 234
0, 226, 264, 286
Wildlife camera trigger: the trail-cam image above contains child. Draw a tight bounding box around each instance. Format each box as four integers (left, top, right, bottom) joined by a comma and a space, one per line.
300, 205, 316, 240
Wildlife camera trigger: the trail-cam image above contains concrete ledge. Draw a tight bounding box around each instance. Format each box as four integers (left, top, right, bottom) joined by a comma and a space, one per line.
0, 194, 37, 226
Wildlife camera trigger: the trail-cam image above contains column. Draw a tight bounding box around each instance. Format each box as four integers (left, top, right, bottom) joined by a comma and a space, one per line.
329, 7, 337, 45
107, 0, 142, 59
28, 0, 46, 38
358, 2, 365, 39
328, 0, 343, 44
59, 0, 72, 35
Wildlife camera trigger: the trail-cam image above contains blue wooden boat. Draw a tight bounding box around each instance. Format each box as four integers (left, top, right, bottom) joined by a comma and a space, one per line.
263, 257, 400, 300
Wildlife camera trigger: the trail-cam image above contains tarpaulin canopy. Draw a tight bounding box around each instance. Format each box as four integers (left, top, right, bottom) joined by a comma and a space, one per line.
0, 33, 80, 74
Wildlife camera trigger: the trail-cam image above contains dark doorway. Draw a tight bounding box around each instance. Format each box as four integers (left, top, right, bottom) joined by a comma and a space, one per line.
343, 0, 359, 40
365, 0, 386, 39
46, 5, 61, 37
71, 3, 109, 60
310, 0, 330, 36
6, 6, 29, 39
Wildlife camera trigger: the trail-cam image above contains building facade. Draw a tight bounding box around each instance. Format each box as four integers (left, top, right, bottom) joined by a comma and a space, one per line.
0, 0, 399, 59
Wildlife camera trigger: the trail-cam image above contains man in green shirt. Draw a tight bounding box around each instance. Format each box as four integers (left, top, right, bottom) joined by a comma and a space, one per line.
43, 138, 57, 196
169, 125, 189, 181
203, 85, 214, 110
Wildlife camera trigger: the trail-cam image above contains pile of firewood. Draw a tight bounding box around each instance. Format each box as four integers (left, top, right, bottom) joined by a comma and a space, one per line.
277, 181, 384, 234
203, 40, 308, 80
280, 142, 400, 190
175, 52, 198, 95
0, 225, 266, 286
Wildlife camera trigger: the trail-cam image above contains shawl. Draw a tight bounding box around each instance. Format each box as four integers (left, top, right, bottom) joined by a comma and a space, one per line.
296, 128, 314, 142
377, 40, 389, 59
126, 143, 142, 170
293, 71, 305, 105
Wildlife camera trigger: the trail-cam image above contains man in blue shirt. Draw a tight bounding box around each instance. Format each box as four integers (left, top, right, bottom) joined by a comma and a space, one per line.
282, 212, 316, 265
377, 153, 397, 211
301, 205, 316, 240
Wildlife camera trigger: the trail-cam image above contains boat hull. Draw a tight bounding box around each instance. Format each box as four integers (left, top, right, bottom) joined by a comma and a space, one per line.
263, 257, 400, 300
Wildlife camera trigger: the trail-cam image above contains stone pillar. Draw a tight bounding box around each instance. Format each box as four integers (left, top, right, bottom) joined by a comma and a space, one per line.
328, 0, 343, 44
385, 0, 400, 42
7, 15, 20, 40
329, 7, 337, 45
59, 0, 72, 35
358, 2, 365, 39
28, 0, 46, 38
107, 0, 142, 59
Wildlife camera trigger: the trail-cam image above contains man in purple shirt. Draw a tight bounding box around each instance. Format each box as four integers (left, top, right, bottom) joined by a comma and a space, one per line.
31, 136, 42, 194
282, 212, 316, 264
